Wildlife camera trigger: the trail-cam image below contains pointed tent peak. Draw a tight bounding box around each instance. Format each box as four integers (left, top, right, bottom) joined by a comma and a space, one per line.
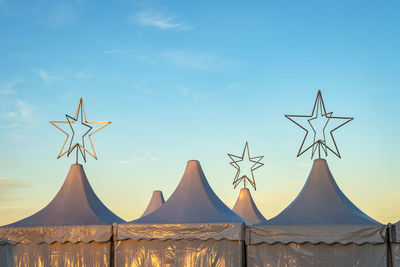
188, 159, 200, 165
233, 188, 267, 225
131, 160, 247, 224
4, 164, 124, 227
184, 160, 202, 173
141, 190, 166, 217
266, 159, 380, 225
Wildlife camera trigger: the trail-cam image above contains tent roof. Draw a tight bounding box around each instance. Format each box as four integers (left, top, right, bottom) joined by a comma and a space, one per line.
131, 160, 247, 224
266, 159, 379, 225
233, 188, 267, 225
4, 164, 124, 227
141, 190, 165, 217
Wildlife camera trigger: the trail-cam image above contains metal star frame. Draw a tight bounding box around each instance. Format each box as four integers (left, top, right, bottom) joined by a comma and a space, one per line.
50, 98, 111, 164
228, 141, 264, 190
285, 90, 353, 159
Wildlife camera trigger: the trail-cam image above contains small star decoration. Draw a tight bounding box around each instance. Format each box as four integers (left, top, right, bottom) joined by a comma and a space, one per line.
285, 90, 353, 159
50, 98, 111, 163
228, 142, 264, 190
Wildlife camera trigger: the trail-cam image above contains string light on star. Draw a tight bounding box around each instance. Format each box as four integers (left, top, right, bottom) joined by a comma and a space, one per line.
285, 90, 353, 159
228, 141, 264, 190
50, 98, 111, 164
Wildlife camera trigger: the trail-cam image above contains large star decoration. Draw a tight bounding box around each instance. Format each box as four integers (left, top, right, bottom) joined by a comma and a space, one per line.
228, 142, 264, 190
285, 90, 353, 159
50, 98, 111, 163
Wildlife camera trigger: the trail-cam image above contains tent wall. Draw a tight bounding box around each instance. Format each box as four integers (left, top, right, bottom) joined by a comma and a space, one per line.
247, 242, 386, 267
115, 239, 243, 267
0, 241, 110, 267
392, 243, 400, 266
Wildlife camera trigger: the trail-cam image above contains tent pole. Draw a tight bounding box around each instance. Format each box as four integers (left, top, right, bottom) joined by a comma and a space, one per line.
242, 240, 247, 267
110, 223, 115, 267
387, 224, 393, 267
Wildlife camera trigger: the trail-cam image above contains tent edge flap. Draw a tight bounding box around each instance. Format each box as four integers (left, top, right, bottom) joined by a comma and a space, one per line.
0, 225, 112, 245
245, 224, 387, 245
117, 222, 244, 241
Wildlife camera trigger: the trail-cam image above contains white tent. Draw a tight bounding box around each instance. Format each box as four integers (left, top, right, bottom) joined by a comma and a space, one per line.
246, 159, 387, 267
116, 160, 247, 266
233, 188, 267, 224
0, 164, 124, 267
141, 190, 165, 217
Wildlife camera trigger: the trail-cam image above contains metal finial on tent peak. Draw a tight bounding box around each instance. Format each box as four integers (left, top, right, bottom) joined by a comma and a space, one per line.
50, 98, 111, 164
285, 90, 353, 160
227, 141, 264, 191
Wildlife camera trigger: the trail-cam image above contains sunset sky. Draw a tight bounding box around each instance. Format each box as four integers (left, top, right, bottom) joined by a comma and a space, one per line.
1, 0, 400, 225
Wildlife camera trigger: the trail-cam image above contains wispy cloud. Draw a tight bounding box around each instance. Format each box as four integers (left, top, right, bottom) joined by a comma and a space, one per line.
2, 99, 33, 120
134, 84, 155, 95
177, 86, 213, 100
75, 71, 94, 79
132, 11, 192, 30
14, 100, 33, 120
103, 48, 157, 64
0, 99, 36, 129
180, 87, 189, 95
0, 177, 27, 202
33, 68, 59, 84
0, 0, 81, 27
0, 78, 22, 94
162, 50, 238, 70
227, 82, 242, 90
104, 49, 125, 55
10, 52, 30, 59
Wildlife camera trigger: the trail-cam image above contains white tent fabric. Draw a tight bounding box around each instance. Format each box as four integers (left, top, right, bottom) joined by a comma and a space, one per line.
247, 242, 386, 267
0, 164, 123, 267
117, 223, 243, 241
132, 160, 247, 224
267, 159, 379, 225
246, 159, 386, 267
391, 223, 400, 266
116, 160, 246, 267
141, 190, 165, 217
233, 188, 267, 225
4, 164, 124, 228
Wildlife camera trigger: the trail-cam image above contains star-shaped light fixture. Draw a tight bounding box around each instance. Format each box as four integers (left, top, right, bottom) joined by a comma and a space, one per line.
228, 142, 264, 190
50, 98, 111, 164
285, 90, 353, 159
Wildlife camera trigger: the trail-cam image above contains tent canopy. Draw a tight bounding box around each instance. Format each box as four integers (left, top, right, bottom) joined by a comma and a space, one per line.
247, 159, 385, 245
141, 190, 165, 217
1, 164, 123, 245
131, 160, 246, 224
266, 159, 379, 225
4, 164, 124, 227
119, 160, 246, 241
233, 188, 267, 225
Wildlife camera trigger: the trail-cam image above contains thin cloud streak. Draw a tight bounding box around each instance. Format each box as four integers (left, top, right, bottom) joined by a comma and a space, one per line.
0, 99, 36, 129
0, 0, 81, 27
132, 11, 192, 30
33, 69, 59, 84
0, 79, 22, 94
0, 177, 27, 202
161, 50, 238, 70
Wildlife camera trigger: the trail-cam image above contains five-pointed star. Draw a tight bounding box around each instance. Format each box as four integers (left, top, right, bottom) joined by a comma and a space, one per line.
228, 142, 264, 190
285, 90, 353, 159
50, 98, 111, 163
65, 105, 93, 162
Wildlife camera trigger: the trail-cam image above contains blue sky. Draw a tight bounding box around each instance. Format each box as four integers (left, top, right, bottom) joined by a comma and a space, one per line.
0, 0, 400, 225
